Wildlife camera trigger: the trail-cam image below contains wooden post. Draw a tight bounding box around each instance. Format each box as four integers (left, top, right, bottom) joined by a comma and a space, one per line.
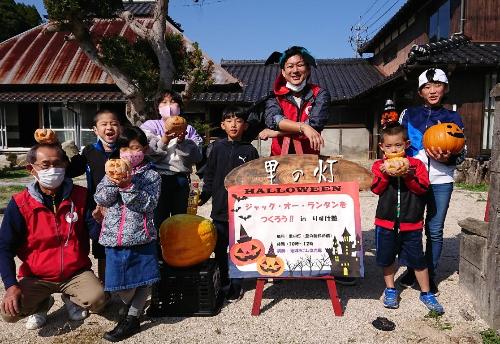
485, 84, 500, 329
460, 83, 500, 329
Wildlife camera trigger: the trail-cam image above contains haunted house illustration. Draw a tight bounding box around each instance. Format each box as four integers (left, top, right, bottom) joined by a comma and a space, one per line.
326, 228, 361, 277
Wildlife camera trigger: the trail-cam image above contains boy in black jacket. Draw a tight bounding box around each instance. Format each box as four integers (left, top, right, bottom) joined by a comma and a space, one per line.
199, 106, 259, 302
371, 124, 444, 314
66, 109, 121, 282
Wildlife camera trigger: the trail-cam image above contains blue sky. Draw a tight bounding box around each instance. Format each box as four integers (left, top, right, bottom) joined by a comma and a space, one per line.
16, 0, 406, 62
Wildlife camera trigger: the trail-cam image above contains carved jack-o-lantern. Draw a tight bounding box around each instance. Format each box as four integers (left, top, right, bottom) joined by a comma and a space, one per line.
34, 129, 58, 144
256, 244, 285, 277
380, 110, 399, 127
383, 150, 409, 176
164, 115, 187, 135
105, 158, 131, 181
229, 225, 265, 266
423, 122, 465, 155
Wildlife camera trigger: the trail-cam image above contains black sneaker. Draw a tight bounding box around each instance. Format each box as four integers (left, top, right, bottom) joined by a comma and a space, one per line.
429, 279, 440, 296
225, 285, 244, 303
399, 269, 416, 288
103, 315, 140, 342
334, 276, 357, 286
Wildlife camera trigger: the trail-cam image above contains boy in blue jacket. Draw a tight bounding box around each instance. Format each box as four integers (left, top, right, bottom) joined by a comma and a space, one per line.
399, 68, 466, 294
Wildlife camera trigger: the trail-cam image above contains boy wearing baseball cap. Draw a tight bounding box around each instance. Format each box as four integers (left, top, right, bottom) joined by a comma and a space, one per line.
398, 68, 466, 295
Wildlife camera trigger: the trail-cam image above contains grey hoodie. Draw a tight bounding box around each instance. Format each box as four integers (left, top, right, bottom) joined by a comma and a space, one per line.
95, 163, 161, 247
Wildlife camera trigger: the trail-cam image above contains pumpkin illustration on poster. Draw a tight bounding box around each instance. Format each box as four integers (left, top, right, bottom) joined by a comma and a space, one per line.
423, 122, 465, 155
229, 225, 265, 266
256, 243, 285, 277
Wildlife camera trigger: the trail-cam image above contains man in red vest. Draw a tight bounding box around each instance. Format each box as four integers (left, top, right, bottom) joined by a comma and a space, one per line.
260, 46, 330, 155
0, 143, 105, 330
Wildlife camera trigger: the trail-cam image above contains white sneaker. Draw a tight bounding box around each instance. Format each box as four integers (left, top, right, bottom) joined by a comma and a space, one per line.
25, 296, 55, 330
61, 294, 89, 321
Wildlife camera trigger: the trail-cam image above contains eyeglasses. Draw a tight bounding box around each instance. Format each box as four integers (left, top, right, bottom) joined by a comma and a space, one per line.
32, 162, 66, 170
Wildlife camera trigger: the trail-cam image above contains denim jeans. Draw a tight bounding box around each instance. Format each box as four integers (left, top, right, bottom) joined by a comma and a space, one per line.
425, 182, 453, 276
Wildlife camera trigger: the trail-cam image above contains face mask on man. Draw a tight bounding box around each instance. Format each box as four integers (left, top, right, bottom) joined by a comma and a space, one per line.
33, 167, 66, 189
159, 103, 181, 119
286, 80, 307, 93
120, 150, 144, 168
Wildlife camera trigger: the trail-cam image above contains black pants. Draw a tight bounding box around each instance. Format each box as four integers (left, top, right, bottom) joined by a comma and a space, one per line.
154, 174, 190, 231
213, 220, 242, 289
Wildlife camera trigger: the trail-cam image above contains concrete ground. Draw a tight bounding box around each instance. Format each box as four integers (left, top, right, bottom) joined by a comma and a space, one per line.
0, 175, 493, 343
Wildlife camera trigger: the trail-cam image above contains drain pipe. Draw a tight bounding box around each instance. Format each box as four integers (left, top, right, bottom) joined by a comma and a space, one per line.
457, 0, 466, 35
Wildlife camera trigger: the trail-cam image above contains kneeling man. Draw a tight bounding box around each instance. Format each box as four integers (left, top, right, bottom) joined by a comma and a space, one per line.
0, 143, 105, 329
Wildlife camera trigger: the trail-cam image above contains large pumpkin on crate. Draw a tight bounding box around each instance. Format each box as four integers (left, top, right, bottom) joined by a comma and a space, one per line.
160, 214, 217, 267
423, 123, 465, 155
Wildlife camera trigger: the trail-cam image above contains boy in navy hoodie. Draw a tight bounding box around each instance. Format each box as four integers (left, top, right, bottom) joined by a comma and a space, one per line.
199, 106, 259, 302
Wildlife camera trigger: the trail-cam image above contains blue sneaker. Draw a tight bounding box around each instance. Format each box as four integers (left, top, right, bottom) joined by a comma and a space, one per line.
420, 293, 444, 314
383, 288, 399, 309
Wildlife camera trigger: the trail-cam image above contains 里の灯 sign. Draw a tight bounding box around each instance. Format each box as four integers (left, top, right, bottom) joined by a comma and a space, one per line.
228, 182, 364, 279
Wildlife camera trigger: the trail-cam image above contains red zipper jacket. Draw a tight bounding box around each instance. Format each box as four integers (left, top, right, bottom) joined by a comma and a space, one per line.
371, 157, 430, 231
11, 181, 91, 284
264, 74, 330, 155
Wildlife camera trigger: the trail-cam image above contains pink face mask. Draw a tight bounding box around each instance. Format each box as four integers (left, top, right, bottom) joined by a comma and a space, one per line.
120, 150, 144, 168
159, 103, 181, 119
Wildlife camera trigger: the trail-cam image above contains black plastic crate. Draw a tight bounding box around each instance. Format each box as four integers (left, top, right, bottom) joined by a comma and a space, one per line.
148, 258, 223, 317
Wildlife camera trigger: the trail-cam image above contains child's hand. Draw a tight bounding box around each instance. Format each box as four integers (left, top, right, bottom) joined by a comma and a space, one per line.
92, 205, 107, 223
108, 170, 132, 189
176, 131, 187, 143
379, 163, 388, 175
161, 131, 177, 144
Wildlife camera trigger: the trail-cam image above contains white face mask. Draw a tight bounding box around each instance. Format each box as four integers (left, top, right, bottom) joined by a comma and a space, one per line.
97, 135, 116, 149
34, 167, 66, 189
286, 80, 307, 93
159, 103, 181, 119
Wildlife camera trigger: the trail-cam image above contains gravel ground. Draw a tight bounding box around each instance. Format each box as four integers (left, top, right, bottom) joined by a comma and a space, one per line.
0, 184, 491, 344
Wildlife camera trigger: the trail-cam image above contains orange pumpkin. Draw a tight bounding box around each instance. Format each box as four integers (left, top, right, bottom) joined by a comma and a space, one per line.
105, 158, 131, 181
164, 116, 188, 135
34, 128, 58, 144
380, 110, 399, 127
423, 123, 465, 155
159, 214, 217, 267
229, 225, 265, 266
256, 244, 285, 277
384, 151, 409, 176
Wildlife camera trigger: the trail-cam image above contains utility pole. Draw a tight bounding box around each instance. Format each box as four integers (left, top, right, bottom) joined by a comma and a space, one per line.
348, 18, 368, 58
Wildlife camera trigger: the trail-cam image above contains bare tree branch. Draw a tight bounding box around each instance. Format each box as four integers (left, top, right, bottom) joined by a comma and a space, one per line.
119, 11, 150, 39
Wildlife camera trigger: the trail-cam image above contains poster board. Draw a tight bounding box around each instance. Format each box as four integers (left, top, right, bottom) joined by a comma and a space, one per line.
228, 182, 363, 279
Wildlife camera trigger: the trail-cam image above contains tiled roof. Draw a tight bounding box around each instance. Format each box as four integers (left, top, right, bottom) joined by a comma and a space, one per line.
405, 36, 500, 67
122, 1, 183, 31
191, 92, 244, 103
220, 59, 385, 103
0, 91, 125, 102
123, 1, 155, 17
0, 19, 238, 87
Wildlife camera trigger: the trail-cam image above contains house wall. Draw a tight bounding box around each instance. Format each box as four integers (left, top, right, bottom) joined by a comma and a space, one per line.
464, 0, 500, 42
448, 72, 487, 157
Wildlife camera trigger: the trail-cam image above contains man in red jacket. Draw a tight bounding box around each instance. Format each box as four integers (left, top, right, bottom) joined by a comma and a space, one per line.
260, 46, 330, 155
0, 144, 105, 330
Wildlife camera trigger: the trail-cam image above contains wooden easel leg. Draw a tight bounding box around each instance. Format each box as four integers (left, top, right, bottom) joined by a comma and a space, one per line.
326, 278, 343, 316
251, 279, 266, 316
